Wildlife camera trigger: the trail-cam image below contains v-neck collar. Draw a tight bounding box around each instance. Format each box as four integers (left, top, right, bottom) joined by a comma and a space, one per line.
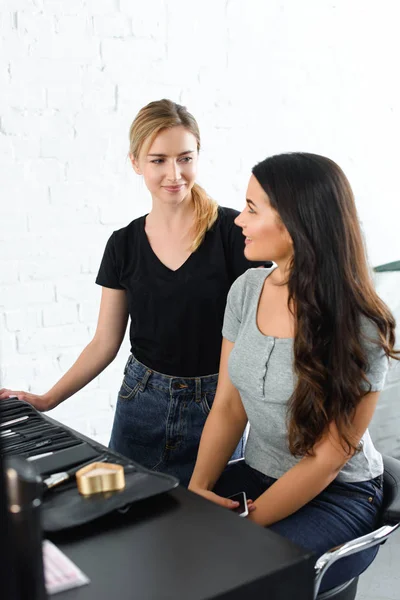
140, 215, 196, 274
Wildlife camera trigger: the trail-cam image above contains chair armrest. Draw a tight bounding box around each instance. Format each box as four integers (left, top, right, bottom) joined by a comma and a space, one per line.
313, 524, 399, 599
382, 455, 400, 524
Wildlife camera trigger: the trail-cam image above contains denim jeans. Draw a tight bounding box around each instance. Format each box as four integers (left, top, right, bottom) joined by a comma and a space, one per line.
214, 460, 384, 593
109, 355, 244, 487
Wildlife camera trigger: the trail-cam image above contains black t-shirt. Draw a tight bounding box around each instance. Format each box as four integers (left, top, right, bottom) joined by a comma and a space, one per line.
96, 206, 263, 377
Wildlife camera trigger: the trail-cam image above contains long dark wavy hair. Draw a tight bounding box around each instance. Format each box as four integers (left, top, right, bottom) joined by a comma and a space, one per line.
252, 152, 399, 457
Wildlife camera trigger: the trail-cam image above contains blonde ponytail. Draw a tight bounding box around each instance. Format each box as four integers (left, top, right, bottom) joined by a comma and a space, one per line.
191, 183, 219, 251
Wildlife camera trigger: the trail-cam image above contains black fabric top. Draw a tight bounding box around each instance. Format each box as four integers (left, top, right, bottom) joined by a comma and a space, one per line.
96, 206, 268, 377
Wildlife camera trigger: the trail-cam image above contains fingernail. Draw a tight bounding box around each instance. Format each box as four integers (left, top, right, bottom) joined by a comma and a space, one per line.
230, 501, 239, 507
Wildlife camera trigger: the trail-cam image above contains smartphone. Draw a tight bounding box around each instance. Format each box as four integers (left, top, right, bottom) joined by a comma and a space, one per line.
228, 491, 248, 517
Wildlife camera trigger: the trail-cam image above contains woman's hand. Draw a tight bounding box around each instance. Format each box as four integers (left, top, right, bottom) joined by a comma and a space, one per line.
0, 389, 52, 412
189, 486, 255, 514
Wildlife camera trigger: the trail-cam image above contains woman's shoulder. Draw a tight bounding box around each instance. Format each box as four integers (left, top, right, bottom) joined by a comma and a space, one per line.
359, 314, 383, 343
216, 205, 240, 226
111, 214, 146, 245
229, 264, 277, 304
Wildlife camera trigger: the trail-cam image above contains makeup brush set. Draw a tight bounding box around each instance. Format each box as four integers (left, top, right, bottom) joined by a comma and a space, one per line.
1, 398, 179, 532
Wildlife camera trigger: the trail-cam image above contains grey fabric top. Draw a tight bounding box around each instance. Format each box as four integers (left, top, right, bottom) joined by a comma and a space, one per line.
222, 266, 389, 482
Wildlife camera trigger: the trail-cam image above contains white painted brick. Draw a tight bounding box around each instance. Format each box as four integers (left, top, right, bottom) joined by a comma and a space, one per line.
82, 83, 116, 111
0, 355, 59, 393
24, 158, 66, 184
3, 0, 43, 9
30, 34, 99, 62
10, 58, 83, 84
0, 159, 27, 187
42, 301, 79, 328
49, 182, 120, 213
41, 0, 86, 15
101, 38, 166, 80
0, 11, 15, 36
0, 322, 17, 361
0, 261, 19, 284
0, 230, 84, 263
55, 277, 100, 304
77, 299, 100, 324
0, 361, 35, 391
0, 134, 14, 159
65, 157, 106, 182
53, 349, 86, 374
40, 136, 77, 161
17, 10, 56, 39
167, 2, 227, 73
46, 84, 83, 110
120, 0, 166, 37
80, 251, 105, 275
0, 282, 54, 309
1, 110, 74, 138
87, 409, 113, 441
72, 109, 125, 140
18, 257, 80, 283
16, 323, 91, 354
5, 183, 50, 210
0, 208, 27, 233
80, 63, 114, 88
28, 362, 70, 393
27, 205, 99, 232
11, 135, 42, 160
98, 199, 137, 225
87, 324, 97, 338
48, 388, 110, 423
92, 431, 112, 446
0, 31, 32, 61
85, 0, 118, 15
92, 14, 131, 38
49, 182, 89, 205
4, 307, 42, 332
54, 14, 92, 37
53, 414, 92, 438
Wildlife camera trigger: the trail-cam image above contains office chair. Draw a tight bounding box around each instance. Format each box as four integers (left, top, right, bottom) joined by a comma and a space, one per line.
314, 455, 400, 599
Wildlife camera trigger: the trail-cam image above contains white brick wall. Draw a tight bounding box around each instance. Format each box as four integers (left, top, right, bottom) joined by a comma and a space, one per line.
1, 0, 399, 446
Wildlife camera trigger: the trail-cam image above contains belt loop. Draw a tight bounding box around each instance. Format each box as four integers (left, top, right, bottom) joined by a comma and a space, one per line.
124, 355, 133, 375
139, 369, 152, 392
195, 378, 201, 402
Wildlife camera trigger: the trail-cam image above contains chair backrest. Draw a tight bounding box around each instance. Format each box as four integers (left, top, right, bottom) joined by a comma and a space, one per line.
381, 455, 400, 525
315, 455, 400, 599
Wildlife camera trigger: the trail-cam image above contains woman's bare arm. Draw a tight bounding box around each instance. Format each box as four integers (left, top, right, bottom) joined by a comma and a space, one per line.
188, 338, 248, 506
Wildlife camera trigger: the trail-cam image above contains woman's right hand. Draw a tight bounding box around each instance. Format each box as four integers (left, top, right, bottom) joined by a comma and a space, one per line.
0, 389, 52, 412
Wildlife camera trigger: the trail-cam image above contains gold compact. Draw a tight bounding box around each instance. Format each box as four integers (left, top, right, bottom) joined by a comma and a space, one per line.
76, 462, 125, 496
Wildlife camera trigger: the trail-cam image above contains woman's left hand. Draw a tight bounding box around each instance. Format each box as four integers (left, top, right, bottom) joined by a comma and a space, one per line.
188, 486, 256, 514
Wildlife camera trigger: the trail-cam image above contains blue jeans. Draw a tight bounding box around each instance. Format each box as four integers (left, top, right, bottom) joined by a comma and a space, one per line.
109, 355, 244, 487
214, 461, 384, 593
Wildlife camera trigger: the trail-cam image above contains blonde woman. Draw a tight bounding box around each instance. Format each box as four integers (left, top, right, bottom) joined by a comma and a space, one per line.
0, 100, 255, 486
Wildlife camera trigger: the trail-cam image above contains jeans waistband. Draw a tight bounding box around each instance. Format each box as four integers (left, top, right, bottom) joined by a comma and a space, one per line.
125, 355, 219, 394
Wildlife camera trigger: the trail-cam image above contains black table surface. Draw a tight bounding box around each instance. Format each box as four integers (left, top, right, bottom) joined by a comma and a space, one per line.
48, 483, 315, 600
40, 418, 315, 599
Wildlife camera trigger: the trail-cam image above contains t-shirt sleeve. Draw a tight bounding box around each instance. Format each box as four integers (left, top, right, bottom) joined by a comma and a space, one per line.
222, 273, 247, 342
361, 317, 390, 392
95, 232, 124, 290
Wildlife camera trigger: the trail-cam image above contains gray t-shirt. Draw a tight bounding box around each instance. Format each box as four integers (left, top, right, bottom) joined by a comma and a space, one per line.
222, 266, 388, 482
